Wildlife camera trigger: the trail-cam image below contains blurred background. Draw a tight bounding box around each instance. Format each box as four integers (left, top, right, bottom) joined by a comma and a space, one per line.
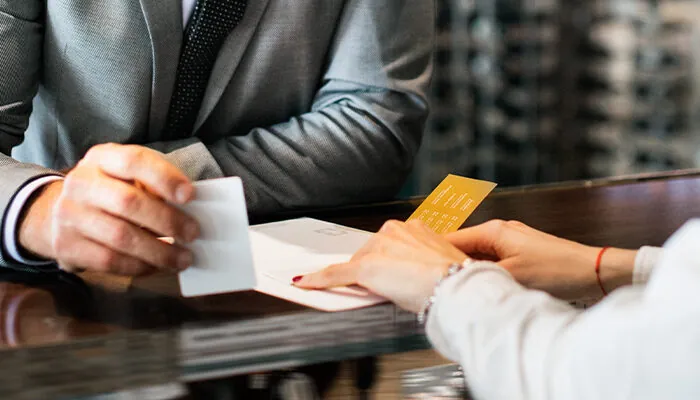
405, 0, 700, 195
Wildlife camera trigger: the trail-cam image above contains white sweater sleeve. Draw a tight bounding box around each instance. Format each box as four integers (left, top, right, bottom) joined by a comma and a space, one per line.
632, 246, 662, 285
425, 222, 700, 400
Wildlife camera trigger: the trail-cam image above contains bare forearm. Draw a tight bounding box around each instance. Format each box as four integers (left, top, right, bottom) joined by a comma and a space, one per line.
597, 247, 638, 293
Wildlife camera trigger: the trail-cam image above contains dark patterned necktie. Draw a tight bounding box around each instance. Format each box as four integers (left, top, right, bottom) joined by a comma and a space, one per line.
164, 0, 248, 139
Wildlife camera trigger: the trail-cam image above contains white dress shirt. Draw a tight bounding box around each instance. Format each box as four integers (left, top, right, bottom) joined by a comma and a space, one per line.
182, 0, 197, 27
426, 221, 700, 400
3, 1, 198, 265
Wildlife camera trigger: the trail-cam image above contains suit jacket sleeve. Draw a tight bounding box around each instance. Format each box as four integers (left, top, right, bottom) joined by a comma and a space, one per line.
149, 1, 435, 214
0, 2, 63, 269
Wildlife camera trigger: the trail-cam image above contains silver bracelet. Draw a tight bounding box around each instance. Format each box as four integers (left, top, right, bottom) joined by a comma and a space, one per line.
417, 259, 471, 325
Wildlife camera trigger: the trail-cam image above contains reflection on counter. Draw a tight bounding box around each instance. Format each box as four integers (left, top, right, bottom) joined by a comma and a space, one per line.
0, 272, 96, 348
0, 272, 179, 399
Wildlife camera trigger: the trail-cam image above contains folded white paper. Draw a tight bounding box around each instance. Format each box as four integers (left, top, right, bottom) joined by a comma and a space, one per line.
250, 218, 386, 311
178, 178, 386, 311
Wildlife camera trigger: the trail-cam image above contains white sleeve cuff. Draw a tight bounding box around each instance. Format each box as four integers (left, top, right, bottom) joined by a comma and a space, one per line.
425, 260, 520, 361
3, 175, 63, 265
633, 246, 663, 286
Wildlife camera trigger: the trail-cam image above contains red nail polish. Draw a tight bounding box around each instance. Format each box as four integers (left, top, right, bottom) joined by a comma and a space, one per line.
292, 276, 303, 283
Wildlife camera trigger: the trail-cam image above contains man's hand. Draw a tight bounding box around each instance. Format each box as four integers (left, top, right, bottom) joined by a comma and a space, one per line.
18, 143, 200, 276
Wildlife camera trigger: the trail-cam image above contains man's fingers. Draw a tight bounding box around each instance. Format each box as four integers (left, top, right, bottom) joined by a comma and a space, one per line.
69, 171, 199, 242
72, 205, 193, 272
85, 144, 193, 204
293, 262, 360, 290
54, 231, 155, 276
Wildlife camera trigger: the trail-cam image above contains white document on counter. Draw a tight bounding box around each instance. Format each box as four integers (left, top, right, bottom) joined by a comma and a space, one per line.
178, 178, 386, 311
250, 218, 386, 311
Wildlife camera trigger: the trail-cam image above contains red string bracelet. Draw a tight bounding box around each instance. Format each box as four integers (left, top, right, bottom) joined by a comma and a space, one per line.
595, 247, 611, 296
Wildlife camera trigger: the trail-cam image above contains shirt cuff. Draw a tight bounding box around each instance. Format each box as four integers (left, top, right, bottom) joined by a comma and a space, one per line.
633, 246, 663, 286
425, 260, 519, 361
3, 176, 63, 266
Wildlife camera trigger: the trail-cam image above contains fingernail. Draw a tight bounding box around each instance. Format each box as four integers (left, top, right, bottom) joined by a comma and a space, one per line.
176, 184, 192, 204
178, 252, 193, 271
292, 276, 303, 284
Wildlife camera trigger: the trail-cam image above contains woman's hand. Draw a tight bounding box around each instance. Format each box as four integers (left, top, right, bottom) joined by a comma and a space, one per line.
446, 220, 637, 300
293, 220, 468, 313
294, 218, 638, 308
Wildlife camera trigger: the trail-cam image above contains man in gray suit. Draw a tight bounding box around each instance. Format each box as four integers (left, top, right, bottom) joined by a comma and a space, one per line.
0, 1, 434, 275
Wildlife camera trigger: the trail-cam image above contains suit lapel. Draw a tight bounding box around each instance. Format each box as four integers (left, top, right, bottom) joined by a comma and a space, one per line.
193, 0, 271, 132
139, 0, 183, 140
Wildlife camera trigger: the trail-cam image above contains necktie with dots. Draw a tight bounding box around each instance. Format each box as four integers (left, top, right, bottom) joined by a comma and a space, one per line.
164, 0, 248, 139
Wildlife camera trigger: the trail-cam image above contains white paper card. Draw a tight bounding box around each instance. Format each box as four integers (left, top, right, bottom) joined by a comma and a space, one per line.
178, 178, 256, 297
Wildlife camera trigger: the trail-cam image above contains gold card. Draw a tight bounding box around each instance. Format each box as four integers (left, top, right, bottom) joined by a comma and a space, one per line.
407, 174, 497, 234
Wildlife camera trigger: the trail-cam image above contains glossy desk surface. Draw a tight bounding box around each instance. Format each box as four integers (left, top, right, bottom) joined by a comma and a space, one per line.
1, 171, 700, 398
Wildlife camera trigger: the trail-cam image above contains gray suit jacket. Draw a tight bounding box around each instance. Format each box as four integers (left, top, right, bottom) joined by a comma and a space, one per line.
0, 1, 434, 267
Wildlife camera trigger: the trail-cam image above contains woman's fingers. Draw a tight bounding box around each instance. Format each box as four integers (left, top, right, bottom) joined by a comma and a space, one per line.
293, 261, 360, 289
444, 220, 505, 255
